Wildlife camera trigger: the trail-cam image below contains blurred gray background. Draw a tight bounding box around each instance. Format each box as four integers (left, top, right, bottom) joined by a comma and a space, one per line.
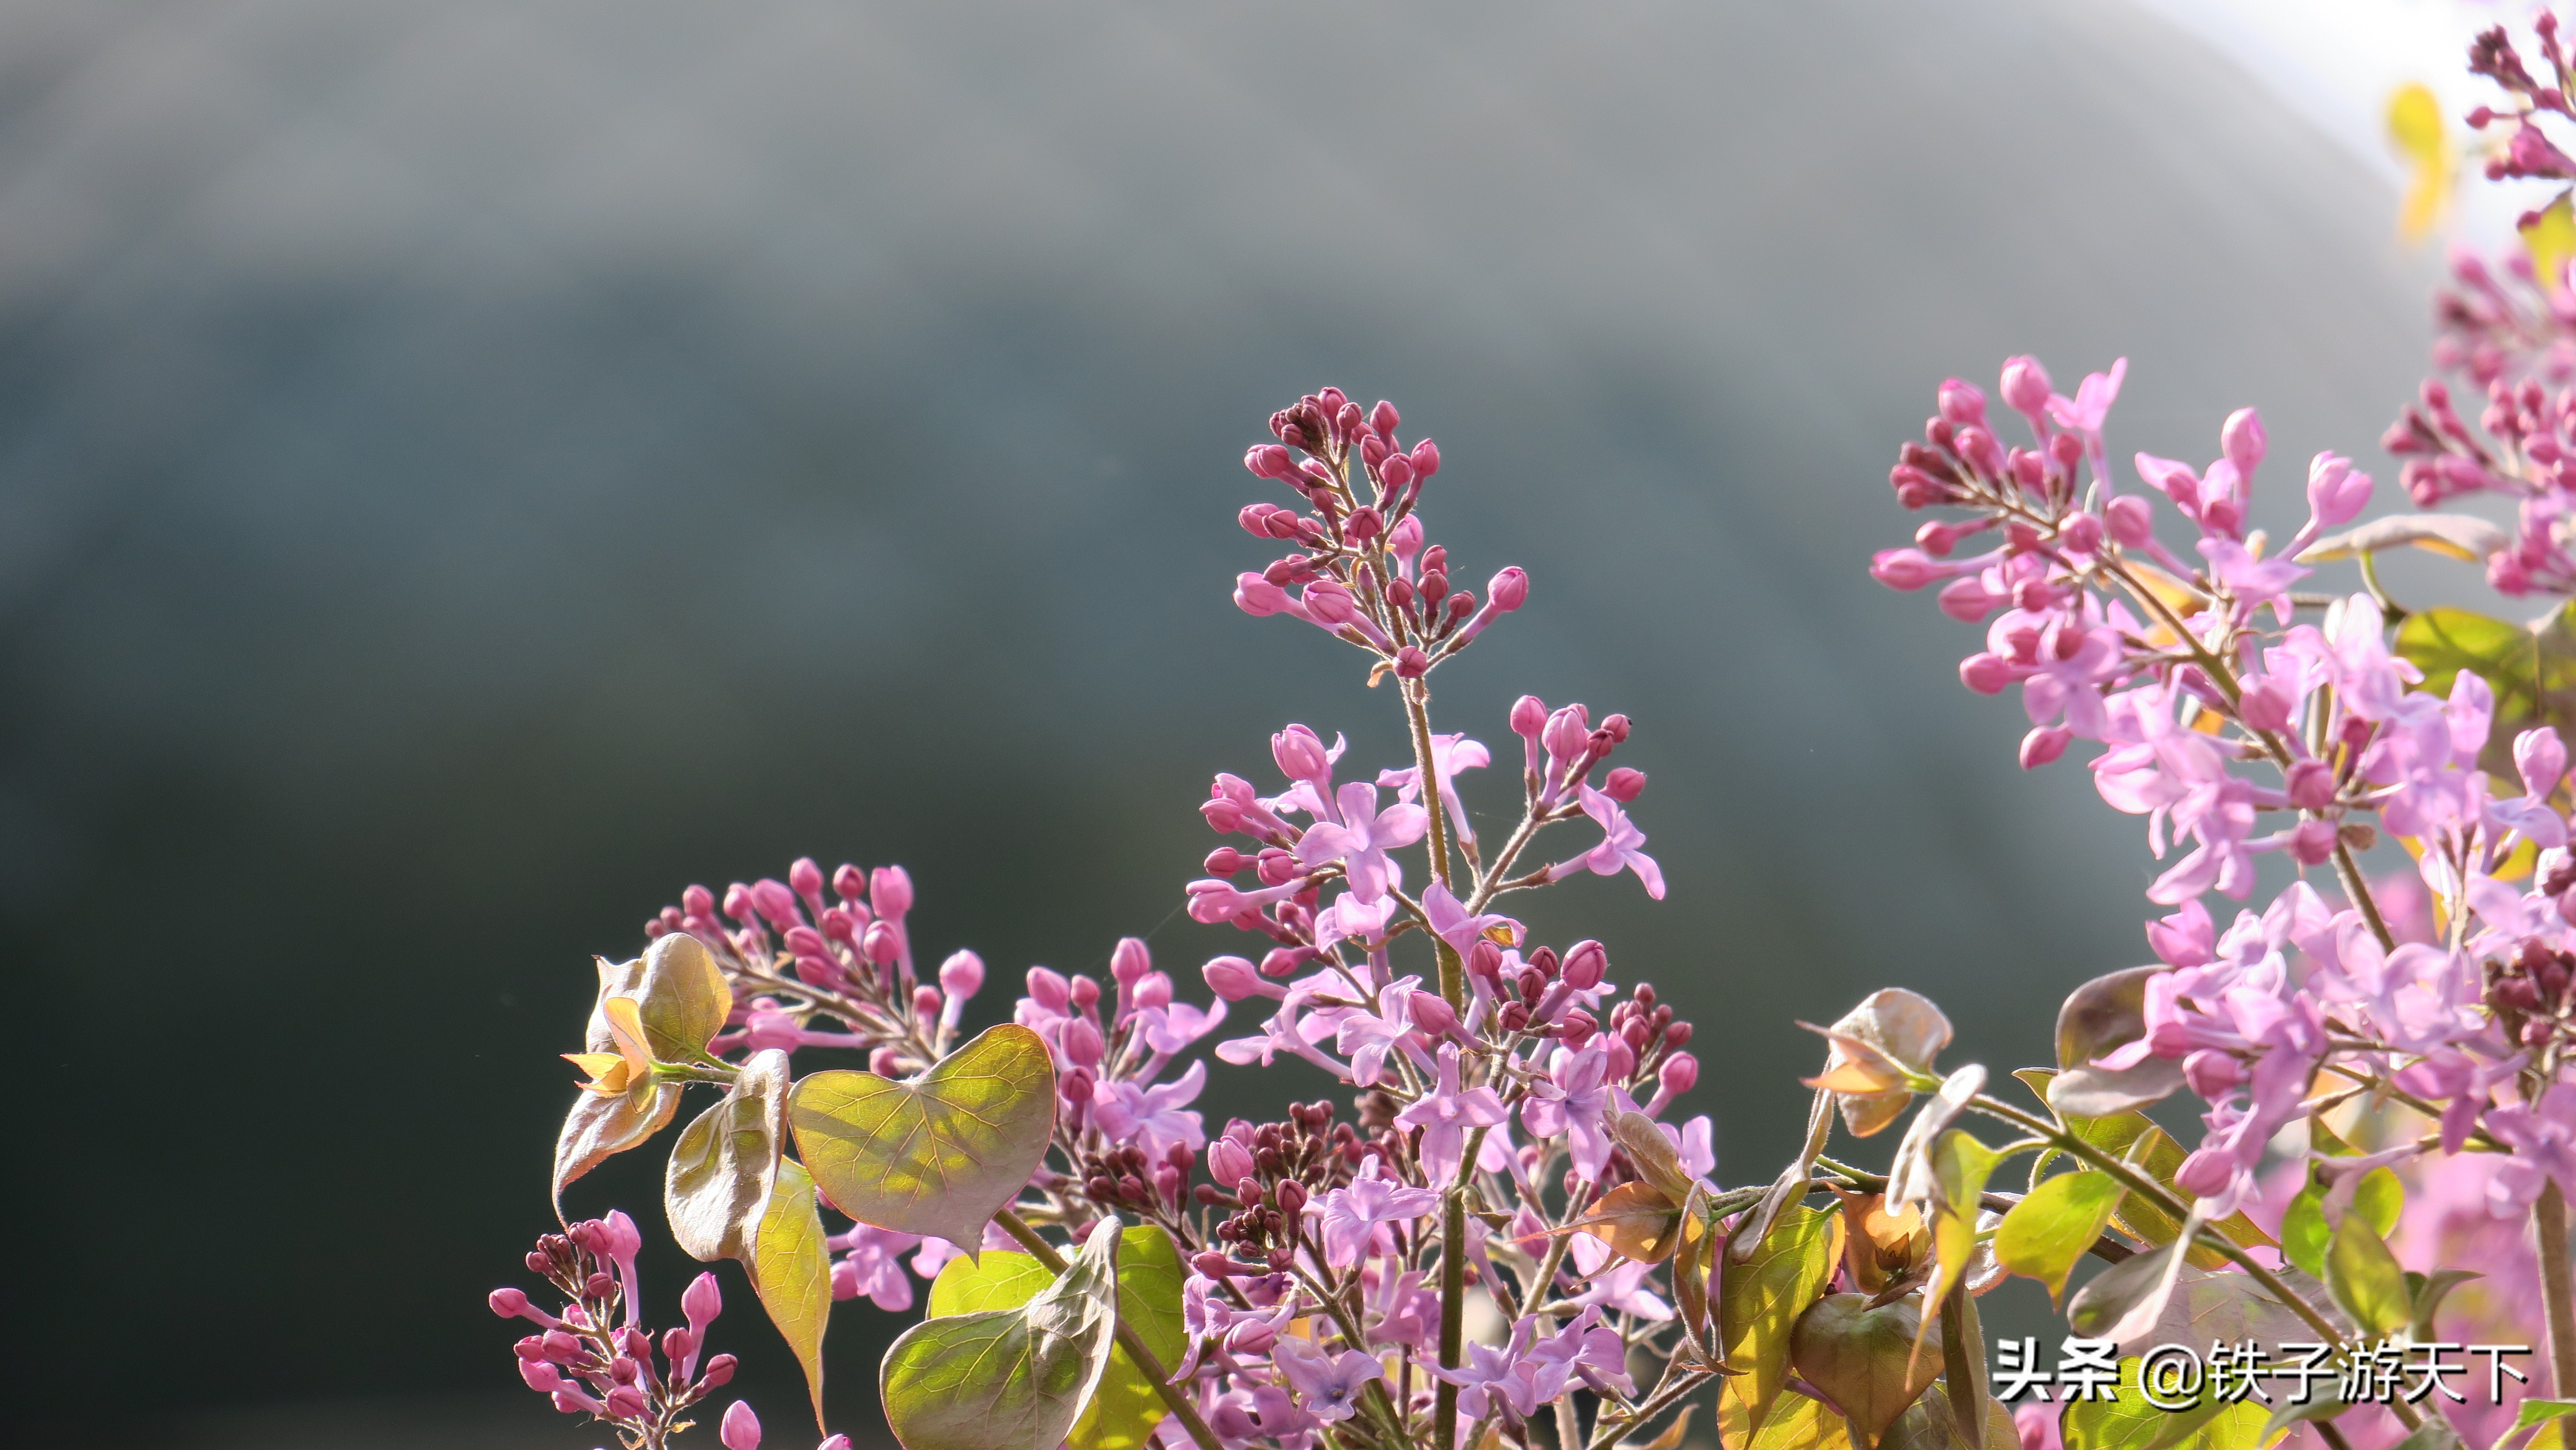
0, 0, 2464, 1445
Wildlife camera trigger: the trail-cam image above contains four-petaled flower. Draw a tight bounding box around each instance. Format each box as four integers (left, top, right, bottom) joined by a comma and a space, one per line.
1313, 1156, 1441, 1269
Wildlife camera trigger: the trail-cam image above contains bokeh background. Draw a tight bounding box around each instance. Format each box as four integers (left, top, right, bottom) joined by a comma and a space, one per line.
0, 0, 2502, 1444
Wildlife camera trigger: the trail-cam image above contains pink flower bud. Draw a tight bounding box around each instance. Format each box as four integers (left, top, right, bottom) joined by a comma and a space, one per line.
1510, 695, 1547, 739
605, 1384, 650, 1419
1027, 967, 1071, 1012
1061, 1067, 1095, 1103
1260, 946, 1313, 977
1561, 939, 1607, 991
2221, 407, 2267, 480
788, 857, 824, 902
1955, 425, 2003, 477
1394, 645, 1431, 678
938, 950, 985, 999
1938, 377, 1987, 427
2285, 759, 2338, 812
1659, 1051, 1699, 1098
912, 984, 943, 1019
1246, 444, 1296, 479
1274, 1179, 1308, 1215
601, 1209, 643, 1260
1487, 567, 1528, 611
871, 865, 913, 920
2105, 493, 2154, 547
822, 1438, 853, 1450
1070, 974, 1102, 1011
2059, 512, 2103, 555
829, 864, 866, 902
721, 1400, 763, 1450
1133, 973, 1173, 1010
700, 1353, 738, 1389
1960, 652, 2013, 695
1062, 1017, 1104, 1067
2000, 355, 2053, 417
2286, 818, 2339, 866
750, 879, 801, 928
549, 1386, 601, 1416
2306, 451, 2373, 530
1870, 548, 1945, 591
1369, 399, 1401, 438
2237, 677, 2294, 732
1239, 502, 1282, 537
1409, 990, 1460, 1038
1272, 725, 1331, 781
663, 1328, 694, 1364
1936, 576, 1998, 623
1111, 937, 1152, 985
861, 920, 902, 966
683, 884, 716, 920
2018, 726, 2071, 770
490, 1287, 532, 1318
1542, 705, 1592, 768
521, 1359, 566, 1393
1202, 956, 1265, 1000
869, 1047, 903, 1076
2174, 1146, 2236, 1198
1603, 766, 1646, 802
1411, 439, 1440, 477
1379, 454, 1415, 491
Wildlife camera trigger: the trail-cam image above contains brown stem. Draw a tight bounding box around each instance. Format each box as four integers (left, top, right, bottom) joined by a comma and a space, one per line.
2541, 1181, 2576, 1396
992, 1211, 1226, 1450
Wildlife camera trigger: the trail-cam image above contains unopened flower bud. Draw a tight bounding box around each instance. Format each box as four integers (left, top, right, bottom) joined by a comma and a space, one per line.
699, 1353, 737, 1388
1260, 946, 1312, 977
490, 1288, 533, 1319
861, 920, 902, 966
547, 1385, 596, 1415
1204, 846, 1246, 875
1488, 567, 1528, 612
721, 1400, 762, 1450
1193, 1250, 1236, 1278
2276, 760, 2330, 809
1870, 548, 1943, 591
1938, 577, 1997, 624
1409, 990, 1459, 1038
1202, 956, 1265, 1000
913, 985, 943, 1019
938, 950, 985, 999
605, 1384, 649, 1419
2222, 406, 2267, 480
1561, 940, 1607, 991
1062, 1017, 1104, 1067
2105, 493, 2154, 547
788, 856, 824, 902
1603, 766, 1646, 802
1246, 444, 1296, 479
1938, 377, 1987, 427
1660, 1051, 1699, 1098
1500, 1001, 1531, 1032
1394, 645, 1431, 678
1274, 1180, 1308, 1215
1411, 439, 1440, 477
1960, 652, 2012, 695
1062, 1067, 1096, 1103
1027, 967, 1071, 1012
1070, 974, 1102, 1010
2237, 677, 2294, 732
1511, 694, 1548, 740
2287, 818, 2339, 866
1379, 454, 1415, 492
1111, 937, 1152, 986
2019, 725, 2071, 770
663, 1328, 695, 1364
870, 1047, 903, 1076
750, 878, 801, 928
1240, 502, 1282, 537
2174, 1147, 2235, 1199
2000, 355, 2053, 417
1466, 940, 1504, 979
1558, 1008, 1597, 1049
521, 1359, 566, 1393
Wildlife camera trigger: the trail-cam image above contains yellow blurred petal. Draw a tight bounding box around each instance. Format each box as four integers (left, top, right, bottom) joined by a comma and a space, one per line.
2527, 195, 2576, 294
2388, 83, 2444, 164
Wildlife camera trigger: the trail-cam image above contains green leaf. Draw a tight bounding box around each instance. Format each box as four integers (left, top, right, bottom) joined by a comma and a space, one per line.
1567, 1180, 1685, 1265
749, 1159, 833, 1429
1723, 1389, 1852, 1450
2385, 1412, 2466, 1450
2058, 1114, 2269, 1268
1995, 1171, 2124, 1303
1718, 1203, 1844, 1435
2397, 603, 2576, 776
1881, 1386, 2018, 1450
1612, 1109, 1702, 1200
791, 1023, 1057, 1245
1673, 1184, 1715, 1358
2066, 1232, 2190, 1344
554, 1071, 680, 1216
2259, 1386, 2358, 1445
666, 1049, 789, 1262
2063, 1356, 2265, 1450
1789, 1293, 1940, 1448
2517, 1401, 2576, 1431
929, 1227, 1187, 1450
1921, 1130, 2000, 1353
2325, 1212, 2410, 1338
596, 932, 734, 1065
2118, 1266, 2318, 1360
884, 1218, 1124, 1450
2410, 1268, 2482, 1341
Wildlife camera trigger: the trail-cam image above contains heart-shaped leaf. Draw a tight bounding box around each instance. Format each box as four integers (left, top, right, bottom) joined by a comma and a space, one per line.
555, 1006, 682, 1215
2326, 1211, 2410, 1337
1880, 1385, 2017, 1450
1719, 1203, 1844, 1435
596, 932, 734, 1065
2054, 967, 2159, 1071
2063, 1355, 2265, 1450
883, 1217, 1124, 1450
1720, 1389, 1853, 1450
2111, 1265, 2315, 1359
2044, 1059, 2185, 1119
1995, 1171, 2122, 1304
1672, 1184, 1716, 1357
2397, 603, 2576, 776
2279, 1120, 2404, 1278
667, 1049, 790, 1262
749, 1158, 832, 1428
791, 1024, 1057, 1245
1921, 1129, 1999, 1330
2066, 1225, 2193, 1344
1568, 1181, 1685, 1265
1611, 1110, 1700, 1200
928, 1226, 1187, 1450
1790, 1293, 1940, 1448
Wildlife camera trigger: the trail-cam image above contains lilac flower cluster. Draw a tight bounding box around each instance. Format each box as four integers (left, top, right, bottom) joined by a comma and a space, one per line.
489, 1210, 837, 1450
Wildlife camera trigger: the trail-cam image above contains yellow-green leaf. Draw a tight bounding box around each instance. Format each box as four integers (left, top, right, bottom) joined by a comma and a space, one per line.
2278, 1122, 2402, 1280
1726, 1389, 1853, 1450
1789, 1293, 1940, 1448
1718, 1203, 1844, 1436
1996, 1171, 2124, 1303
928, 1227, 1187, 1450
1567, 1180, 1685, 1265
2397, 603, 2576, 777
666, 1049, 789, 1263
885, 1218, 1123, 1450
2529, 194, 2576, 293
2326, 1212, 2411, 1338
791, 1023, 1057, 1246
1920, 1130, 2000, 1354
749, 1158, 832, 1428
2389, 82, 2451, 242
2063, 1355, 2265, 1450
553, 1072, 679, 1215
595, 932, 734, 1065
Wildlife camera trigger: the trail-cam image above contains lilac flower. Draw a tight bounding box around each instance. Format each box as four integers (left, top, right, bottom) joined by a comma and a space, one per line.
1137, 999, 1228, 1056
1394, 1045, 1508, 1184
1429, 1322, 1544, 1420
1363, 1266, 1440, 1348
1566, 1235, 1673, 1320
1334, 975, 1434, 1087
2485, 1084, 2576, 1217
1520, 1045, 1618, 1180
1207, 1383, 1316, 1447
1378, 731, 1491, 845
829, 1223, 924, 1311
1313, 1156, 1440, 1268
1089, 1059, 1209, 1159
1418, 881, 1518, 959
1544, 785, 1665, 899
1270, 1337, 1383, 1424
1294, 783, 1428, 902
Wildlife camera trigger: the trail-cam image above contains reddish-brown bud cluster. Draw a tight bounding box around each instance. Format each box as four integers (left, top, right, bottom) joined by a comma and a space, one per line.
2491, 937, 2576, 1050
